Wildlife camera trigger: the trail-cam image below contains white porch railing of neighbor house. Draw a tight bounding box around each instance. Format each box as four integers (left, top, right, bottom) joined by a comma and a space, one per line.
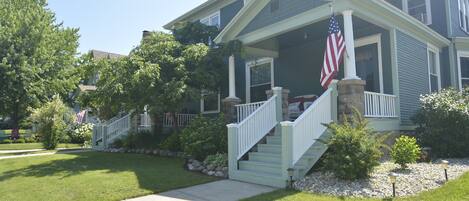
93, 112, 131, 149
231, 95, 278, 160
235, 101, 266, 123
139, 113, 152, 131
284, 87, 336, 166
162, 113, 197, 128
364, 91, 398, 118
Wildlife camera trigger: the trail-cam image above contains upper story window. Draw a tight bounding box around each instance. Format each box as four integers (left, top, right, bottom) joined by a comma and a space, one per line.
402, 0, 432, 25
200, 11, 220, 29
459, 0, 469, 33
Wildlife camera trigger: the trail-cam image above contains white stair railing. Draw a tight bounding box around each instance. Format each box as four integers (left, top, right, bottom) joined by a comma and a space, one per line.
364, 91, 398, 118
286, 88, 335, 166
162, 113, 197, 128
106, 113, 131, 142
92, 112, 131, 149
235, 101, 266, 123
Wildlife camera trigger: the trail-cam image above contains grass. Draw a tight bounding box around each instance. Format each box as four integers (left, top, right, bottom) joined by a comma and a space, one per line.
242, 172, 469, 201
0, 143, 82, 150
0, 152, 217, 201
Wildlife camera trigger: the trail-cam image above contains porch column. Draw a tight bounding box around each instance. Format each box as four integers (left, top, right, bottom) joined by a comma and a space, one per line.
223, 54, 241, 123
342, 10, 359, 80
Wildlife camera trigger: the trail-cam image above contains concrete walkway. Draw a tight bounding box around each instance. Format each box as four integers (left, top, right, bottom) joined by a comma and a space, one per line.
125, 180, 277, 201
0, 149, 91, 160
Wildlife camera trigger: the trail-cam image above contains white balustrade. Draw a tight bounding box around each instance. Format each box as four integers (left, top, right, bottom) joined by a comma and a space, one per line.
289, 88, 334, 165
364, 91, 398, 118
106, 113, 131, 141
162, 113, 197, 128
235, 101, 266, 123
233, 95, 278, 160
93, 113, 131, 149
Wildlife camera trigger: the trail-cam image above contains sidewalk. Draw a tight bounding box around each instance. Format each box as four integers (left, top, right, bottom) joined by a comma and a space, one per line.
125, 180, 277, 201
0, 149, 91, 160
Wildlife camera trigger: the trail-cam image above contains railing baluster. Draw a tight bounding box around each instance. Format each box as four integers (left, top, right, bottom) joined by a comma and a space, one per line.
364, 91, 398, 118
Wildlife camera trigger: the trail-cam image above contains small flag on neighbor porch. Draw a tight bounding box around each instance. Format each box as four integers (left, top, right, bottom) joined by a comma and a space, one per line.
320, 15, 346, 89
76, 110, 86, 124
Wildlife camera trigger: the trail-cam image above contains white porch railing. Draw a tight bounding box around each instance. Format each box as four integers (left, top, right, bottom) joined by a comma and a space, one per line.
139, 113, 152, 131
235, 101, 266, 123
93, 112, 131, 149
364, 91, 398, 118
286, 88, 335, 166
162, 113, 197, 128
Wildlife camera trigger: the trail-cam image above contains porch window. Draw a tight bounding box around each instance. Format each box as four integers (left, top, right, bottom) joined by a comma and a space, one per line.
246, 58, 274, 103
200, 11, 220, 29
403, 0, 432, 25
200, 90, 220, 114
355, 34, 384, 93
427, 47, 441, 92
459, 56, 469, 88
459, 0, 469, 32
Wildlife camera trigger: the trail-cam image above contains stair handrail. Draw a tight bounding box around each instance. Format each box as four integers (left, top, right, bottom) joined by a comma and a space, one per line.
92, 112, 132, 149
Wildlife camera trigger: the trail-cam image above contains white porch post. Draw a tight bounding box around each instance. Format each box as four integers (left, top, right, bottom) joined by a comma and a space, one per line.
228, 55, 238, 98
342, 10, 360, 80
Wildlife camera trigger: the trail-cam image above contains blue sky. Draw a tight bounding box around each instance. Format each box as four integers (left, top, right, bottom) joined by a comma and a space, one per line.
47, 0, 206, 55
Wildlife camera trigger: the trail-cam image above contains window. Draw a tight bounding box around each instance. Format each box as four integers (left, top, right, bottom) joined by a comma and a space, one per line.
403, 0, 432, 25
354, 34, 384, 93
458, 52, 469, 89
200, 90, 220, 114
246, 58, 274, 103
459, 0, 469, 32
427, 46, 441, 92
200, 11, 220, 29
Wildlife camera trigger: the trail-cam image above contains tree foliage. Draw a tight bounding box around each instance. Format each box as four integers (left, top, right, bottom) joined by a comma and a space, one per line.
0, 0, 80, 129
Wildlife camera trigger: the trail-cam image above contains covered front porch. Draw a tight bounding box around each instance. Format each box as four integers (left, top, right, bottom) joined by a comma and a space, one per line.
226, 8, 400, 129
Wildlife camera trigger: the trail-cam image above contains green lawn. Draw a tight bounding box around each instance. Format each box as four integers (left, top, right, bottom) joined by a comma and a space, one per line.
0, 152, 217, 201
0, 143, 82, 150
243, 173, 469, 201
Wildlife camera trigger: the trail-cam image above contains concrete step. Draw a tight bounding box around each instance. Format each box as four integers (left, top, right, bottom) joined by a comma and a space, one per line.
239, 160, 282, 175
249, 152, 281, 164
266, 136, 281, 145
257, 144, 281, 154
231, 170, 286, 188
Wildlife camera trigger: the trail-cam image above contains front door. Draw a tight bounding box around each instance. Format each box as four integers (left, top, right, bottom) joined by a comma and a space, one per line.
246, 58, 274, 103
355, 34, 383, 93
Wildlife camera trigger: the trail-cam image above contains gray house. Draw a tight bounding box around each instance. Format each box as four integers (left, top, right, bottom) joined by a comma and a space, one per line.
162, 0, 468, 187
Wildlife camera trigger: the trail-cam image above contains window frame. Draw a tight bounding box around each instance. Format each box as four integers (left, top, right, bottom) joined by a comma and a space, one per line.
245, 57, 275, 103
200, 11, 221, 29
402, 0, 432, 25
457, 51, 469, 90
354, 34, 384, 94
427, 44, 441, 92
200, 90, 221, 114
458, 0, 469, 33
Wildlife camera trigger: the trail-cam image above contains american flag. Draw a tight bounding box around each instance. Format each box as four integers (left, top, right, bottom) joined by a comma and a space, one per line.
76, 110, 86, 124
320, 15, 346, 89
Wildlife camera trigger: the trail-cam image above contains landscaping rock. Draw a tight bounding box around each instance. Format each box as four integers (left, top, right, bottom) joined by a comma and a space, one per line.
295, 158, 469, 198
152, 150, 159, 155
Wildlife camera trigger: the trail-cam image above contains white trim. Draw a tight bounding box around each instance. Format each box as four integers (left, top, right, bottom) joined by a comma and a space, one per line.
245, 57, 274, 103
402, 0, 432, 25
200, 11, 221, 29
457, 51, 469, 90
354, 34, 384, 94
200, 90, 221, 114
427, 44, 441, 92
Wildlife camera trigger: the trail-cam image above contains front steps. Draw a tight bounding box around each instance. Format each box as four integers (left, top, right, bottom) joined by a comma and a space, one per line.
230, 130, 329, 188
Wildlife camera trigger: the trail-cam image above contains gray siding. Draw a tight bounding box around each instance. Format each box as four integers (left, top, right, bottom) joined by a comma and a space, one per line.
440, 47, 452, 88
220, 0, 244, 29
396, 31, 430, 125
239, 0, 326, 36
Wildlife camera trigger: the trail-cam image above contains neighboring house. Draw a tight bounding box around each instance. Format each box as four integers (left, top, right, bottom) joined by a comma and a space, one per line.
156, 0, 468, 187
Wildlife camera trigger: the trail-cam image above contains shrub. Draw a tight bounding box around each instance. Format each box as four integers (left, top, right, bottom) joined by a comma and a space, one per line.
391, 136, 421, 168
413, 87, 469, 158
15, 138, 26, 143
2, 139, 13, 144
160, 132, 182, 152
25, 137, 37, 143
30, 95, 76, 150
69, 123, 93, 145
180, 115, 227, 160
121, 130, 162, 150
204, 153, 228, 167
322, 110, 384, 180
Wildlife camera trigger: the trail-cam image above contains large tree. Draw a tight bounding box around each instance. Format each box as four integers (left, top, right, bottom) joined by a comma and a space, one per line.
0, 0, 80, 135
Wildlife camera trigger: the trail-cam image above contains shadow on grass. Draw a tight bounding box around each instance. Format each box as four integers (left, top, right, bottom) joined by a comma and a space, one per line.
0, 151, 216, 193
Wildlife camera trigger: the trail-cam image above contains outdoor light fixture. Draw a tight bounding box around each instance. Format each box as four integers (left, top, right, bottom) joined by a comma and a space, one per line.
389, 173, 398, 197
287, 168, 295, 189
442, 160, 449, 182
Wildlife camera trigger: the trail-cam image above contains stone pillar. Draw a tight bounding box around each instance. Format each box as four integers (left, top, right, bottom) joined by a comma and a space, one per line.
337, 79, 366, 122
222, 97, 241, 123
266, 88, 290, 121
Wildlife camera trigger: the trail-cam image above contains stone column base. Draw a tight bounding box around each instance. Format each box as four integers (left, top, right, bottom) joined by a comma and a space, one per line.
266, 88, 290, 121
338, 79, 366, 122
222, 97, 242, 123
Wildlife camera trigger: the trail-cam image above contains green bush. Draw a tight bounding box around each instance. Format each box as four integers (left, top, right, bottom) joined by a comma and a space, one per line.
25, 137, 37, 143
204, 153, 228, 167
2, 139, 13, 144
120, 130, 162, 150
30, 95, 76, 150
392, 136, 421, 168
180, 115, 227, 160
160, 132, 182, 152
68, 123, 93, 145
322, 110, 384, 180
413, 87, 469, 158
15, 138, 26, 143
